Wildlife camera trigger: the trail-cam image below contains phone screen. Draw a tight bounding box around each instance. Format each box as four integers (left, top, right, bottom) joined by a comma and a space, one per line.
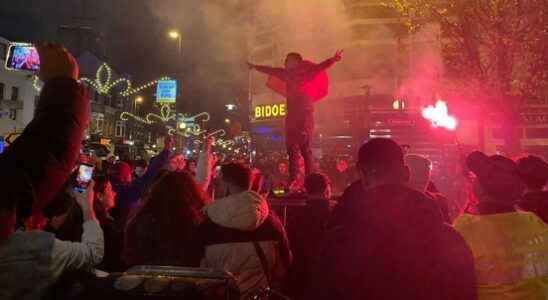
75, 164, 94, 191
5, 44, 40, 71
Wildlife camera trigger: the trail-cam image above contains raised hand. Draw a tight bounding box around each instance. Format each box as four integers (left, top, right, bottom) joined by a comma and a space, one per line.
36, 43, 79, 82
72, 181, 96, 220
333, 49, 343, 62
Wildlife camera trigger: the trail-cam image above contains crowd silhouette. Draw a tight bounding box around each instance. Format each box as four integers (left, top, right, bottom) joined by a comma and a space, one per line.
1, 45, 548, 300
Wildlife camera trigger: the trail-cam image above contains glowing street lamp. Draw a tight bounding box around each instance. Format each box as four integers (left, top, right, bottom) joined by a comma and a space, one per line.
168, 30, 180, 39
168, 30, 182, 55
134, 96, 143, 114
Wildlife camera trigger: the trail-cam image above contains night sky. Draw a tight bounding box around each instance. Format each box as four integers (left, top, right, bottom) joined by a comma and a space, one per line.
0, 0, 250, 129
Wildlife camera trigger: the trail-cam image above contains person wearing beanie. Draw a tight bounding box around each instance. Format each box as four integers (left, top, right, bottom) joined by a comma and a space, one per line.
307, 138, 477, 300
454, 151, 548, 299
517, 155, 548, 224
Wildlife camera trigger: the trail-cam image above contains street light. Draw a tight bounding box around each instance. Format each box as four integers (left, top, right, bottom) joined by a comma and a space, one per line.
168, 30, 179, 39
224, 118, 231, 124
168, 30, 182, 55
134, 96, 143, 114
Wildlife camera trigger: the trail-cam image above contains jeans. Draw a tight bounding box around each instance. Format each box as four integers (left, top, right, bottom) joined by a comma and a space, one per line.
286, 112, 314, 182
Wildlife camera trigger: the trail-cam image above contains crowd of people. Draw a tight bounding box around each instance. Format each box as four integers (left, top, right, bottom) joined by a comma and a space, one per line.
253, 152, 357, 196
1, 45, 548, 300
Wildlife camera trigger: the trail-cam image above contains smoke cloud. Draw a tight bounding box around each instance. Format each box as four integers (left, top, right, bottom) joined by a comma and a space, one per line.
397, 23, 444, 107
146, 1, 445, 116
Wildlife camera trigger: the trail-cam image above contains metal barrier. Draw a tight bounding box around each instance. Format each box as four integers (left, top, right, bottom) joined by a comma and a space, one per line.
81, 266, 240, 300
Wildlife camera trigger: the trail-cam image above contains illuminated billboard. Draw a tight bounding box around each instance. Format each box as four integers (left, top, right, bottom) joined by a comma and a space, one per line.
156, 80, 177, 103
253, 103, 286, 121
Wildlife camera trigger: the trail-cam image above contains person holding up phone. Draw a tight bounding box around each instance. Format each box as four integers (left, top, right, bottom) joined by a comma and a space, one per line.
0, 181, 104, 300
0, 43, 88, 241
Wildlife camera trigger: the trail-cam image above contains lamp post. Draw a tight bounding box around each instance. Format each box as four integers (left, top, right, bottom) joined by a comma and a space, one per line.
130, 96, 144, 147
168, 30, 182, 56
134, 96, 143, 114
168, 29, 182, 113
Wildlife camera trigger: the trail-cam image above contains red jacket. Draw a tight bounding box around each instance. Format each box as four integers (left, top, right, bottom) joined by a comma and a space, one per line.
0, 78, 88, 239
254, 58, 335, 115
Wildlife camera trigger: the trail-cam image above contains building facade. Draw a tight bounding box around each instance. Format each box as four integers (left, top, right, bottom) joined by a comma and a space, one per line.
78, 51, 155, 160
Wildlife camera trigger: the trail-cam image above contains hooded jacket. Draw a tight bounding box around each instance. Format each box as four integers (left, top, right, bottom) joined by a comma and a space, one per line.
200, 191, 292, 299
454, 211, 548, 300
307, 184, 477, 300
253, 58, 336, 138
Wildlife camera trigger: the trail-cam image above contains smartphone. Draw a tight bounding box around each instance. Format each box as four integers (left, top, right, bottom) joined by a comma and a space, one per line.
75, 163, 94, 192
5, 43, 40, 71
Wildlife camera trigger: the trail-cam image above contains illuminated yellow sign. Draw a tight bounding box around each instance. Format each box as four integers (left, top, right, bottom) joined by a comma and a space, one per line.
254, 103, 286, 120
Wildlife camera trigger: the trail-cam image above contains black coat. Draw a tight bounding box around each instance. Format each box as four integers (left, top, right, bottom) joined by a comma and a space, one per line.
286, 197, 332, 300
307, 184, 477, 300
327, 180, 364, 230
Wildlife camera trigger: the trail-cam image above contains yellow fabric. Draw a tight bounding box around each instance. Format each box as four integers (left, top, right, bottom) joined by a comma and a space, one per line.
454, 212, 548, 300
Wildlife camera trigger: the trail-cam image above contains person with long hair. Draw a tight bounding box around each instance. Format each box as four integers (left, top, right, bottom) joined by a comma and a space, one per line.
123, 171, 208, 267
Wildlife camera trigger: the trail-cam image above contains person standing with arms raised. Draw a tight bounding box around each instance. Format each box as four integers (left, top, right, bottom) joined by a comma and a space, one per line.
248, 50, 343, 188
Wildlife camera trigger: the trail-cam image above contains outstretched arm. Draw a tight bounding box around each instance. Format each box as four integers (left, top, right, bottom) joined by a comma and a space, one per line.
248, 62, 287, 81
123, 137, 173, 203
309, 49, 343, 75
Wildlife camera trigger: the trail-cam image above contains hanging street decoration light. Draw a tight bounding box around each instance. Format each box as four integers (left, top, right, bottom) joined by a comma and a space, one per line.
32, 63, 171, 97
33, 62, 247, 153
121, 105, 214, 137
